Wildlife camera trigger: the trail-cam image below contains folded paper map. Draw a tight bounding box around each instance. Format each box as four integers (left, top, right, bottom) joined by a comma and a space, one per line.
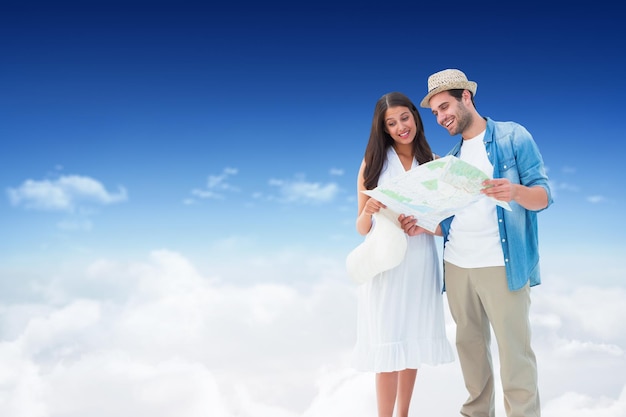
362, 155, 511, 233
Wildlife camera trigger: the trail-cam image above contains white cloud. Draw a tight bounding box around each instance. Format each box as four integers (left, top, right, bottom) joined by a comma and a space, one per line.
550, 180, 580, 193
536, 285, 626, 342
57, 218, 93, 231
191, 189, 223, 199
0, 346, 47, 417
552, 339, 623, 357
587, 195, 606, 203
268, 175, 339, 204
7, 175, 127, 212
189, 169, 341, 205
543, 388, 626, 417
189, 167, 240, 202
41, 353, 231, 417
0, 248, 624, 417
207, 167, 238, 189
301, 368, 377, 416
17, 299, 101, 357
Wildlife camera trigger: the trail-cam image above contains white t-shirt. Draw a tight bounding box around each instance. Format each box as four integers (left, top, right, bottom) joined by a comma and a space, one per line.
443, 131, 505, 268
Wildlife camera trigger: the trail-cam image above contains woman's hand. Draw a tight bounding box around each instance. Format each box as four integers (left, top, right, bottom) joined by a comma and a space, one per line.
398, 214, 442, 236
363, 198, 386, 216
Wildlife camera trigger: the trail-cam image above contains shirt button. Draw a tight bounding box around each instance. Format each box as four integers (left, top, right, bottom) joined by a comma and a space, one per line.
505, 259, 509, 263
503, 165, 508, 169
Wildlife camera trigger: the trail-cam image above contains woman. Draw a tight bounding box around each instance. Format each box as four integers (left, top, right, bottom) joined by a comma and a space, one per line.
352, 92, 454, 417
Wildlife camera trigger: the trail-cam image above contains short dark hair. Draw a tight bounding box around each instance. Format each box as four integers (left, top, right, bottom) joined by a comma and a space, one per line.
448, 88, 476, 109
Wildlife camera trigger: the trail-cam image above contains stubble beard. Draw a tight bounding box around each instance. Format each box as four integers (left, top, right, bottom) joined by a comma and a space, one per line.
453, 104, 472, 137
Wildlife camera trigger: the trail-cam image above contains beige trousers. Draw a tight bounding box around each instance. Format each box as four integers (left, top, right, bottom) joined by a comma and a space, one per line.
444, 262, 540, 417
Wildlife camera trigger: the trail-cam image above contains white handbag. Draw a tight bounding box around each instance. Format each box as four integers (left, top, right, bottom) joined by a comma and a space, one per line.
345, 208, 408, 284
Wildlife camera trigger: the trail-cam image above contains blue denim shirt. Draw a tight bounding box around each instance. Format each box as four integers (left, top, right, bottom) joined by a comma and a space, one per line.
440, 117, 553, 291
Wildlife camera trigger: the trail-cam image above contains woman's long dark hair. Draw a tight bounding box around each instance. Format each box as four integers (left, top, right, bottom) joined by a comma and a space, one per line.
363, 92, 433, 190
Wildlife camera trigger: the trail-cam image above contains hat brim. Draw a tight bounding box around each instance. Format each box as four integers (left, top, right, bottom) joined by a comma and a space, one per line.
420, 81, 477, 108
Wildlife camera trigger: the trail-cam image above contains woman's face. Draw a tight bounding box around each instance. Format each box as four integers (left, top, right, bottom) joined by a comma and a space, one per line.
384, 106, 416, 145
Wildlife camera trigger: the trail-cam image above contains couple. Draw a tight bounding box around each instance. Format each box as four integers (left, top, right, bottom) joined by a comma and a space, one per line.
352, 69, 553, 417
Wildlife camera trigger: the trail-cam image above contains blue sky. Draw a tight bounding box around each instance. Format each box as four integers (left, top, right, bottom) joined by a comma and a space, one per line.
1, 3, 625, 416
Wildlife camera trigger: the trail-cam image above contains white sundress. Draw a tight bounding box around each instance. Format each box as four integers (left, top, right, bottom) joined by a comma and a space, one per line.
352, 148, 455, 372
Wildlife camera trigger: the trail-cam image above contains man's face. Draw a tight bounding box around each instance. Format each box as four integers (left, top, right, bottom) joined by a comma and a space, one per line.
429, 90, 471, 136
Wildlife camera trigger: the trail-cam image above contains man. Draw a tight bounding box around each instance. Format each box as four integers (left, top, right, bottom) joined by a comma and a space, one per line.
400, 69, 552, 417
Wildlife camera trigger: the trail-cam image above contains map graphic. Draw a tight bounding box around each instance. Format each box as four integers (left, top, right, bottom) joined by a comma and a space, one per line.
363, 155, 511, 233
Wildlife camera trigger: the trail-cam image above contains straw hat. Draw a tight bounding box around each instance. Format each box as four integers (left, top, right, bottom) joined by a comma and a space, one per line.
420, 69, 477, 108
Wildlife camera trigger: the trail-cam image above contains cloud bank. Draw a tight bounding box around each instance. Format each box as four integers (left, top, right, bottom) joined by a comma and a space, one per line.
7, 175, 127, 212
0, 247, 624, 416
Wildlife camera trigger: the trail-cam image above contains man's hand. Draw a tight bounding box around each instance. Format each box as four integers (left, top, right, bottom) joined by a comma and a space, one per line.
398, 214, 426, 236
482, 178, 515, 202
